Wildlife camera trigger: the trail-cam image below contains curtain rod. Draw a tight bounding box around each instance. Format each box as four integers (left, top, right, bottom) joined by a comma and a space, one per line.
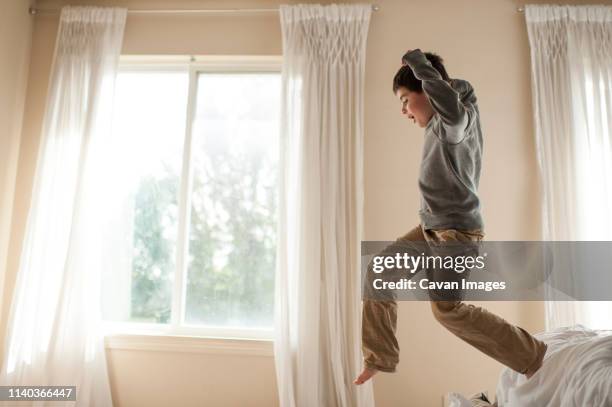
28, 4, 380, 15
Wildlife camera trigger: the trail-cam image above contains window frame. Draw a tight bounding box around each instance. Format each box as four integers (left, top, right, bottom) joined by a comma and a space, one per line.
103, 55, 282, 342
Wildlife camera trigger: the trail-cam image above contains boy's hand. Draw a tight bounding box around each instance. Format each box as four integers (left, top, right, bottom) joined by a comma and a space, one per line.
401, 49, 413, 66
353, 367, 378, 385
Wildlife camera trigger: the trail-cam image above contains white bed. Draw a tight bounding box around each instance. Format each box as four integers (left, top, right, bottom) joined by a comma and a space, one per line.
448, 325, 612, 407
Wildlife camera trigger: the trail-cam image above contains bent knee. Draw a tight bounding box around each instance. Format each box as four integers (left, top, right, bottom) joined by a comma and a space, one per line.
430, 300, 461, 321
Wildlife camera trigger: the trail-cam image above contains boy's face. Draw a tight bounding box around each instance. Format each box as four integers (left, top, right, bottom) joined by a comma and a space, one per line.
395, 86, 434, 128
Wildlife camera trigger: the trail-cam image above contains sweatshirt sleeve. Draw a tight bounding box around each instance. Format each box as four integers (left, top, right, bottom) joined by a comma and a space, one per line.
402, 49, 471, 143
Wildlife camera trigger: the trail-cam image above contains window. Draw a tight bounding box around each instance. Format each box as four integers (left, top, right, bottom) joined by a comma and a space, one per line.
101, 56, 281, 339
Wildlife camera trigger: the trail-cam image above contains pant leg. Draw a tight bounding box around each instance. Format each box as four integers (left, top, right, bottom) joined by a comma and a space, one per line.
361, 224, 425, 372
425, 228, 548, 375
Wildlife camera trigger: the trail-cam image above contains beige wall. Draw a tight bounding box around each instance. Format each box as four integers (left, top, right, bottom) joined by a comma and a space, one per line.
9, 0, 600, 405
0, 0, 34, 325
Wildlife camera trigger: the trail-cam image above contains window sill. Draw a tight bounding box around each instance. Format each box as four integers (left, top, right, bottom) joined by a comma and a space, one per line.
104, 333, 274, 356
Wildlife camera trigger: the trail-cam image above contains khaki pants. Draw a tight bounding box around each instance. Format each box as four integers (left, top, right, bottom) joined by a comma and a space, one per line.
361, 224, 547, 375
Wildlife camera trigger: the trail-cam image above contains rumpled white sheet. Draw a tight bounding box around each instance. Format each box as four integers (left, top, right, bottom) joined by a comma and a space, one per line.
496, 325, 612, 407
447, 392, 474, 407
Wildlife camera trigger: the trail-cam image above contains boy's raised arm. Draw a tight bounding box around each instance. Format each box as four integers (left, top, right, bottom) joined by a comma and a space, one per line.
402, 49, 469, 140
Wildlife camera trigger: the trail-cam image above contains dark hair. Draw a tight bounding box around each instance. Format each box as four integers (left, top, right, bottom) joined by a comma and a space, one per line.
392, 52, 450, 94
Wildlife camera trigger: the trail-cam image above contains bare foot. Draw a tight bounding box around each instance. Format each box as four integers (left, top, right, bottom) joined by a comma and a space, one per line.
353, 367, 378, 385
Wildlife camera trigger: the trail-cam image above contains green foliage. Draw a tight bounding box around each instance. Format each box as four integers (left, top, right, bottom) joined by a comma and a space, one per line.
130, 150, 277, 327
186, 148, 277, 327
131, 171, 178, 323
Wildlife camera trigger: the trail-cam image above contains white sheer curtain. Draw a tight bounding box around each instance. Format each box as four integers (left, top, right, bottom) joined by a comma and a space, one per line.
275, 4, 374, 407
0, 6, 126, 406
525, 4, 612, 330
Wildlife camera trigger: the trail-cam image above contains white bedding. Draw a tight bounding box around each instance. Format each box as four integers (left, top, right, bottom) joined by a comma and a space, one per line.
496, 325, 612, 407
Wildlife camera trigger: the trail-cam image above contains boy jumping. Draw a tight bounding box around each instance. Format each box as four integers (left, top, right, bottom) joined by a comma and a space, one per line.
354, 49, 547, 385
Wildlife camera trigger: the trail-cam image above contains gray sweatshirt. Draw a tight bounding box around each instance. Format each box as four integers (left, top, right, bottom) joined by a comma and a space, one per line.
403, 49, 484, 231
